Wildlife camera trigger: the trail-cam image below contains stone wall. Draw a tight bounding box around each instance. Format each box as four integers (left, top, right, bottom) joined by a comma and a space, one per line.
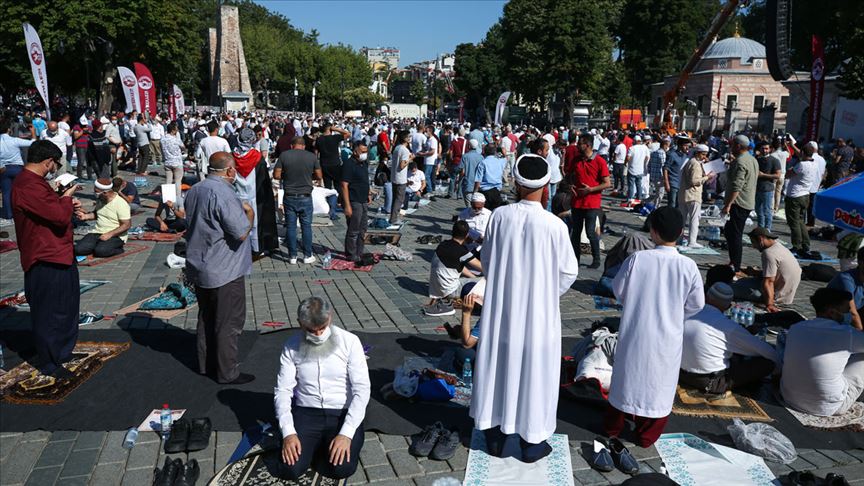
209, 5, 253, 108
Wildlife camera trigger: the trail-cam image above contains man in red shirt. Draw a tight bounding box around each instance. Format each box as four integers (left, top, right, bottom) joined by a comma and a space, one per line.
12, 140, 82, 378
564, 133, 611, 268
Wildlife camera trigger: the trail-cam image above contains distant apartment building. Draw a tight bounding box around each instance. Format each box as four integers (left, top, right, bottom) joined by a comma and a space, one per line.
362, 47, 400, 98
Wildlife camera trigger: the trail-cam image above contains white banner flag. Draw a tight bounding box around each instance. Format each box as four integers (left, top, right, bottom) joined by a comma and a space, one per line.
22, 23, 50, 118
173, 85, 185, 116
117, 66, 140, 113
494, 91, 511, 126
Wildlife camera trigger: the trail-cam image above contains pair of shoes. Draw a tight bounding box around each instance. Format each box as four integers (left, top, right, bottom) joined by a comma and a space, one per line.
302, 255, 317, 265
153, 457, 200, 486
589, 437, 639, 474
786, 470, 820, 486
409, 422, 460, 460
79, 312, 104, 326
423, 300, 455, 317
164, 418, 212, 453
288, 257, 298, 264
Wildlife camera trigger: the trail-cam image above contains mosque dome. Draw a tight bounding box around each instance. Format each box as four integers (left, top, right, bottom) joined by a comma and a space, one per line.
703, 36, 766, 63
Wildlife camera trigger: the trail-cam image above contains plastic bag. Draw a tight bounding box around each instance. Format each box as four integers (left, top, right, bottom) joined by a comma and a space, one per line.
392, 365, 420, 398
727, 418, 797, 464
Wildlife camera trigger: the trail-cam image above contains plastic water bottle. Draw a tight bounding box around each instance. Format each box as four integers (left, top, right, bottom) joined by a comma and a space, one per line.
0, 343, 4, 369
123, 427, 138, 449
745, 305, 755, 327
462, 358, 473, 389
160, 404, 172, 440
731, 304, 741, 324
322, 250, 332, 268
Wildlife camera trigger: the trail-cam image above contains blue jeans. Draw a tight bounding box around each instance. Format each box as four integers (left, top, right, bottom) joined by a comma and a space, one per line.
667, 188, 679, 208
448, 166, 462, 198
1, 164, 23, 219
547, 183, 558, 211
382, 182, 393, 213
424, 164, 435, 193
755, 190, 774, 230
627, 174, 643, 200
283, 195, 314, 258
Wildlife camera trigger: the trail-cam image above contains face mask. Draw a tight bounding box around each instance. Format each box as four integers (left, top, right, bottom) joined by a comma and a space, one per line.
840, 313, 853, 326
305, 326, 331, 345
358, 153, 368, 162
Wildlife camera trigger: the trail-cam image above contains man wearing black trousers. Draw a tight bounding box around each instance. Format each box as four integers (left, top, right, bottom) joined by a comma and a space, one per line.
340, 141, 371, 264
11, 140, 82, 378
722, 135, 759, 275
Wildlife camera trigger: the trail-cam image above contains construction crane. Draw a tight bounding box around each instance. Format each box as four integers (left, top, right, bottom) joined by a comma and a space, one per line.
656, 0, 743, 133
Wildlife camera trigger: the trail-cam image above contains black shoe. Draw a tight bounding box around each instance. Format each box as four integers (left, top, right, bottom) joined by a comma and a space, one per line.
588, 260, 601, 269
483, 427, 505, 458
588, 438, 615, 472
409, 422, 444, 457
608, 437, 639, 475
186, 418, 212, 452
221, 373, 255, 385
824, 473, 851, 486
50, 367, 75, 380
164, 418, 191, 454
153, 457, 182, 486
519, 438, 552, 464
173, 459, 200, 486
430, 428, 460, 461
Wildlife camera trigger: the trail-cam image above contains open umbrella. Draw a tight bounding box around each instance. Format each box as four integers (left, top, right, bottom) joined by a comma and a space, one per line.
812, 173, 864, 233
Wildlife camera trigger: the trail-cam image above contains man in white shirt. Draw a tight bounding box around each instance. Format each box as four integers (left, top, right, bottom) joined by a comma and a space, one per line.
196, 120, 231, 178
149, 117, 165, 165
781, 287, 864, 416
784, 144, 818, 256
770, 138, 789, 211
626, 136, 650, 201
612, 140, 627, 194
597, 131, 610, 162
806, 140, 826, 227
680, 282, 778, 395
275, 297, 370, 480
419, 125, 439, 193
40, 121, 69, 175
458, 192, 492, 244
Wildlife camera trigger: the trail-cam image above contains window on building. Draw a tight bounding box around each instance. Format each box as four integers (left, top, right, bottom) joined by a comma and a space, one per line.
697, 95, 706, 113
753, 95, 765, 112
656, 97, 662, 113
780, 96, 789, 113
726, 95, 738, 109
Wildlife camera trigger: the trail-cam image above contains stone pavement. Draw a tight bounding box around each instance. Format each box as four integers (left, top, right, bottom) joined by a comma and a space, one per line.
1, 172, 862, 485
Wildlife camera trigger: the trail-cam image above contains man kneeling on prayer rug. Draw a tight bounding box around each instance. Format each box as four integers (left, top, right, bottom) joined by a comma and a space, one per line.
274, 297, 370, 480
679, 282, 780, 396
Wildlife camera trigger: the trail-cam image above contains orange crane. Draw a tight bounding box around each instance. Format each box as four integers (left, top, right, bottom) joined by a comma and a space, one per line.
656, 0, 743, 133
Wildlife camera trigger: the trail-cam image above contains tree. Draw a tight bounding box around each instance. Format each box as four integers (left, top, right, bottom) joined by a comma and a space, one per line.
410, 79, 426, 105
453, 22, 507, 117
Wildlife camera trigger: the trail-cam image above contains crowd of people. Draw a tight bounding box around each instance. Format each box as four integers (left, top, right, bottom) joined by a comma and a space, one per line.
2, 103, 863, 478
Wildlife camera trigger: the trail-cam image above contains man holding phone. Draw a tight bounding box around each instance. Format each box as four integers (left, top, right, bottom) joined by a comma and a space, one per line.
11, 140, 82, 378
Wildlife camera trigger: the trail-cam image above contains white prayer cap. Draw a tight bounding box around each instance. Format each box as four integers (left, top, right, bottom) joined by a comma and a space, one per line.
694, 144, 710, 153
470, 192, 486, 203
94, 178, 113, 191
634, 135, 642, 142
590, 128, 597, 135
513, 154, 550, 189
469, 139, 479, 150
707, 283, 734, 307
807, 140, 819, 149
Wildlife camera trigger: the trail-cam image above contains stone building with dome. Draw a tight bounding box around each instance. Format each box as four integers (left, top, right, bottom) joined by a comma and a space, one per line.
649, 34, 790, 133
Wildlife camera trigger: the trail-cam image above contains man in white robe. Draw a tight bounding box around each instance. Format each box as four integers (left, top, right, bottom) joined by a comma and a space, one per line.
605, 206, 705, 447
470, 154, 580, 463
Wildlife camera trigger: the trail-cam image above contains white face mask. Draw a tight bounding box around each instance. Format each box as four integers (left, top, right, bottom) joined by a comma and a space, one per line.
358, 153, 368, 162
305, 326, 331, 345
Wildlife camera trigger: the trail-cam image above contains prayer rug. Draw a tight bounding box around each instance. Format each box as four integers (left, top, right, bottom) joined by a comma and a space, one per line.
784, 401, 864, 432
795, 256, 839, 264
324, 253, 382, 272
207, 449, 345, 486
77, 243, 150, 267
463, 430, 575, 486
114, 295, 197, 320
0, 240, 18, 253
655, 433, 776, 486
0, 341, 130, 405
672, 386, 772, 422
677, 245, 721, 256
0, 280, 109, 309
130, 231, 184, 242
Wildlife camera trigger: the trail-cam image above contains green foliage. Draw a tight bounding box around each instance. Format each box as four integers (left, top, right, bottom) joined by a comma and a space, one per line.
453, 22, 507, 111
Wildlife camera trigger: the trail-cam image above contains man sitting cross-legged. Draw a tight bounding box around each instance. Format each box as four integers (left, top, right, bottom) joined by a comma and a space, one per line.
275, 297, 370, 480
679, 282, 779, 396
423, 221, 483, 317
74, 177, 131, 258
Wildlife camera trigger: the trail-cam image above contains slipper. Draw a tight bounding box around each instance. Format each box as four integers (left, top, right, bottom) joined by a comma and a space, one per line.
186, 417, 212, 452
589, 438, 615, 472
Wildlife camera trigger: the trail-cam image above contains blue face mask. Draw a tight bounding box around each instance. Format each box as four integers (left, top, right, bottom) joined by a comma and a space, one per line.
840, 313, 853, 326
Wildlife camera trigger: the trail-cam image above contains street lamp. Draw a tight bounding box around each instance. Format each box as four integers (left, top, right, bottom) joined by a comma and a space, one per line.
340, 66, 346, 114
312, 80, 321, 118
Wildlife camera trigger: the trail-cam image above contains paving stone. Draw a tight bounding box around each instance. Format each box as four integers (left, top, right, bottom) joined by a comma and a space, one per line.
445, 445, 468, 471
798, 449, 837, 469
810, 462, 864, 483
126, 440, 160, 470
364, 463, 398, 482
767, 461, 794, 477
346, 466, 367, 485
73, 431, 107, 451
787, 453, 819, 471
846, 449, 864, 462
120, 467, 154, 486
89, 462, 125, 486
188, 439, 216, 461
0, 433, 21, 461
59, 448, 100, 478
387, 450, 424, 478
97, 432, 131, 465
51, 431, 80, 442
379, 434, 408, 451
55, 476, 89, 486
359, 440, 389, 467
418, 457, 451, 474
34, 439, 75, 468
196, 458, 215, 479
215, 445, 234, 468
215, 431, 242, 449
815, 449, 860, 466
1, 439, 46, 485
574, 466, 614, 485
23, 466, 62, 486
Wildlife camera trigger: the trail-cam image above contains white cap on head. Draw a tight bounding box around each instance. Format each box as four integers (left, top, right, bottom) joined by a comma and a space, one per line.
695, 144, 710, 153
707, 282, 734, 308
470, 192, 486, 203
590, 128, 597, 135
513, 154, 551, 189
807, 140, 819, 149
469, 139, 479, 150
634, 135, 642, 142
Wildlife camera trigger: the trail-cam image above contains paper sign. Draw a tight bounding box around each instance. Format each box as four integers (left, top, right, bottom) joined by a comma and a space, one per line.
704, 159, 727, 175
160, 184, 177, 204
468, 278, 486, 306
138, 408, 186, 432
54, 173, 77, 188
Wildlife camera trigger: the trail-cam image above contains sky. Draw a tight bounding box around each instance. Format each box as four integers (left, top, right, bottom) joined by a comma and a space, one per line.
257, 1, 507, 67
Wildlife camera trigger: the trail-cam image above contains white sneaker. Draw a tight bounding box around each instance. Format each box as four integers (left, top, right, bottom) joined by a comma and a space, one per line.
289, 257, 298, 264
303, 256, 317, 265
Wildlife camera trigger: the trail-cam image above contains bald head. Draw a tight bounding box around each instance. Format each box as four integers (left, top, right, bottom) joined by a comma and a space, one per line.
208, 151, 235, 171
47, 121, 58, 132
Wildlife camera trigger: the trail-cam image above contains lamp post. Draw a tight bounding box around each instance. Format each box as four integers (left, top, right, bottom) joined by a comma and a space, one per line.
312, 80, 320, 118
293, 77, 298, 112
340, 66, 346, 114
